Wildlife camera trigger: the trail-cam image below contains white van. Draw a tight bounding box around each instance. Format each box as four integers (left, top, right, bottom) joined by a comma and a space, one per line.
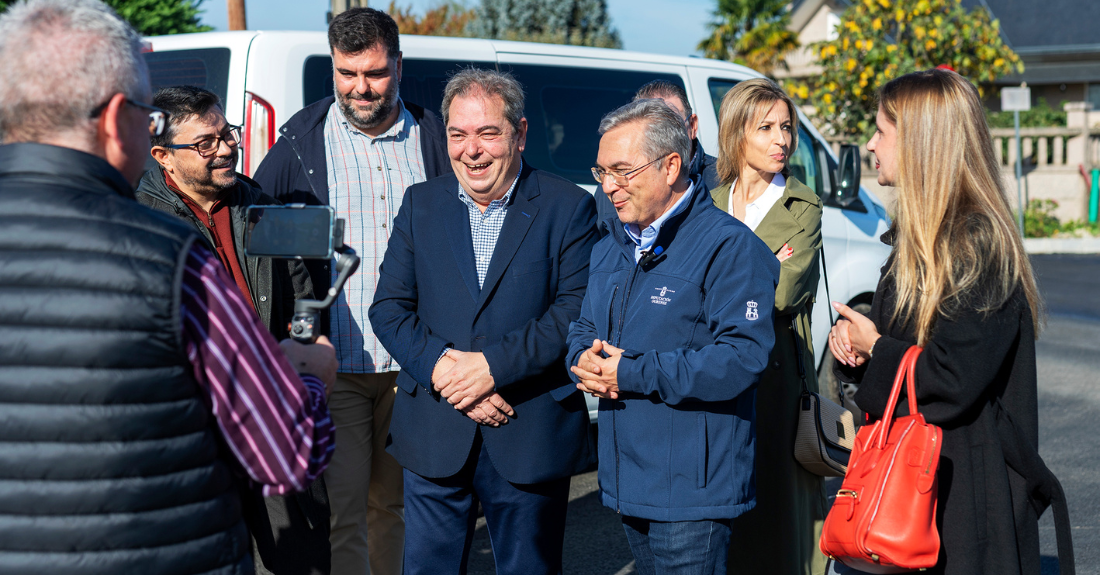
143, 31, 891, 418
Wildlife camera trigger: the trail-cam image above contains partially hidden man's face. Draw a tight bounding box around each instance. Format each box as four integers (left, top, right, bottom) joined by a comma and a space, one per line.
596, 121, 681, 230
446, 92, 527, 205
161, 107, 239, 195
657, 95, 698, 142
332, 43, 402, 134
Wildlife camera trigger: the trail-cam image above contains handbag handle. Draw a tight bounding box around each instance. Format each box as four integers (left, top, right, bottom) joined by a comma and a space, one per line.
873, 345, 923, 449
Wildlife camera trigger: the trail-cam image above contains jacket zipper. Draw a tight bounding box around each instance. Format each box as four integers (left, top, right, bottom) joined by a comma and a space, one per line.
610, 258, 642, 514
236, 207, 261, 315
606, 284, 620, 513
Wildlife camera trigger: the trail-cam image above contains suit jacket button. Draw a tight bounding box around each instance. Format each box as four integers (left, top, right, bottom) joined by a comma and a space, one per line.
772, 360, 781, 370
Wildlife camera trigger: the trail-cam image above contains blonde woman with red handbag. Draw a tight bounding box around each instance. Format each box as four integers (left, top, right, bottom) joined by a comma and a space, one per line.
827, 69, 1072, 575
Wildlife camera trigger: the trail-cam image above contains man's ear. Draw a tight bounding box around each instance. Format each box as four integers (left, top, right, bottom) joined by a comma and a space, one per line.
515, 117, 528, 154
664, 152, 683, 187
150, 146, 173, 172
96, 92, 130, 169
687, 114, 699, 142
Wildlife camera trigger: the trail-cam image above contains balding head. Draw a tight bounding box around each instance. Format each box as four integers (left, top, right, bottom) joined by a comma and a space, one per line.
0, 0, 149, 146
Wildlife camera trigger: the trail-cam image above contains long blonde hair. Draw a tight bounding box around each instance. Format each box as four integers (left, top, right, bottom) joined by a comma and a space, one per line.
716, 77, 798, 184
880, 69, 1042, 344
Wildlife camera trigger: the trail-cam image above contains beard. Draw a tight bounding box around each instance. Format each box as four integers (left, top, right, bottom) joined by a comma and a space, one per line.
175, 150, 239, 196
337, 82, 399, 133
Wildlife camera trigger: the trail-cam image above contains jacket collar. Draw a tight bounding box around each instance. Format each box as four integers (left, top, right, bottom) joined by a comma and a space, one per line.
708, 175, 820, 252
441, 160, 542, 304
0, 143, 135, 200
279, 96, 335, 145
687, 138, 705, 178
752, 176, 818, 251
604, 175, 708, 262
136, 167, 262, 222
279, 96, 437, 148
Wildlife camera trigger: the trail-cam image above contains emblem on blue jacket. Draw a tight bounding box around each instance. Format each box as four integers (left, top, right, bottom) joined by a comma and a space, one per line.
746, 300, 759, 320
651, 286, 676, 306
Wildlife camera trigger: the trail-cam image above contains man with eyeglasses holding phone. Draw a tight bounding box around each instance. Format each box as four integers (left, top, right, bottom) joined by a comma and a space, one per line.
138, 85, 313, 344
0, 1, 337, 573
136, 84, 322, 575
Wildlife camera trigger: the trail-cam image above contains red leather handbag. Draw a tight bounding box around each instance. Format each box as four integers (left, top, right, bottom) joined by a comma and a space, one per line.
820, 345, 943, 573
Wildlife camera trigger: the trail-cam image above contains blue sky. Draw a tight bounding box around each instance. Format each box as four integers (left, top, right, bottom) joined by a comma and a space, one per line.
198, 0, 716, 57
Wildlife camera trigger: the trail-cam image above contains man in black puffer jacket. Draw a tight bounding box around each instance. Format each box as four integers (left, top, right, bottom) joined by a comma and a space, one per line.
136, 85, 330, 575
0, 2, 338, 574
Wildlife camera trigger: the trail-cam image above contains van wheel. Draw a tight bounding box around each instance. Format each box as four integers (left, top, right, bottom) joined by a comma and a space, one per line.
817, 302, 871, 424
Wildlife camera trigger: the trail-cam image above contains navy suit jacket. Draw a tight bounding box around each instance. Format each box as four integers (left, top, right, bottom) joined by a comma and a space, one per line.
369, 162, 598, 483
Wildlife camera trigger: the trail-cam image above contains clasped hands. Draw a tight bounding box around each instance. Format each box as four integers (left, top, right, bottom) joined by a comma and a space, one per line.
570, 339, 623, 400
432, 349, 514, 427
828, 301, 882, 368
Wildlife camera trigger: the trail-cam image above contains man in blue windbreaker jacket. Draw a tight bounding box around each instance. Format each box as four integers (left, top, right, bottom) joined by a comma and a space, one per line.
567, 98, 780, 574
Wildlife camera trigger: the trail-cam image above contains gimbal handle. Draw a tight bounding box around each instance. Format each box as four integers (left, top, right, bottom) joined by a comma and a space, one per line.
289, 244, 360, 344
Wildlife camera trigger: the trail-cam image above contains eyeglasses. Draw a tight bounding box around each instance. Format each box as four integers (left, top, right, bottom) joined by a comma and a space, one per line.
591, 154, 669, 187
89, 97, 170, 137
165, 125, 242, 158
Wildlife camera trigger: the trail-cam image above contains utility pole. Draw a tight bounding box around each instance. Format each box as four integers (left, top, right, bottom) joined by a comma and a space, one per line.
329, 0, 369, 24
1001, 84, 1031, 236
228, 0, 247, 30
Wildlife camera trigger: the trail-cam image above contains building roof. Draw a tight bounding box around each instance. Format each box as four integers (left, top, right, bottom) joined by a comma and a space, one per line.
961, 0, 1100, 51
962, 0, 1100, 85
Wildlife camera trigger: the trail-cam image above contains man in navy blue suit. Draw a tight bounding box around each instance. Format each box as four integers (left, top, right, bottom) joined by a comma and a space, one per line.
368, 68, 598, 575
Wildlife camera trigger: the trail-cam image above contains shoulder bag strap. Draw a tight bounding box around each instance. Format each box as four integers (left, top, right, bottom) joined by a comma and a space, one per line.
792, 316, 809, 395
820, 240, 835, 326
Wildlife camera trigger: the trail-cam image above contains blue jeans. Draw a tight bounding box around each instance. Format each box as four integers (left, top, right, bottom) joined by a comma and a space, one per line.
622, 516, 732, 575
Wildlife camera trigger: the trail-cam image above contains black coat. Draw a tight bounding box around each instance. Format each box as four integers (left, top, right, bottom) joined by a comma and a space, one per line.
837, 260, 1044, 575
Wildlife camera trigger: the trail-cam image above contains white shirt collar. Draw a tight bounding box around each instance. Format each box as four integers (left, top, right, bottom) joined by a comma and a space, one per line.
729, 172, 785, 232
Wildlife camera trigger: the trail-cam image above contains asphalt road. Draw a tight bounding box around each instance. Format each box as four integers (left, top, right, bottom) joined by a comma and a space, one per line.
465, 254, 1099, 575
1031, 255, 1100, 575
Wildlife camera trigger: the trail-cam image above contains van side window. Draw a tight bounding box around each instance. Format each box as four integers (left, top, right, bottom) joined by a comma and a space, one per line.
818, 140, 837, 202
303, 56, 334, 107
302, 57, 495, 112
402, 60, 497, 115
707, 78, 738, 118
301, 56, 685, 187
506, 65, 684, 185
144, 48, 231, 107
789, 125, 820, 196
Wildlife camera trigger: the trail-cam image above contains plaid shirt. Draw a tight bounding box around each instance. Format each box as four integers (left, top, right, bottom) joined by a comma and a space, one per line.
325, 100, 426, 373
457, 161, 523, 289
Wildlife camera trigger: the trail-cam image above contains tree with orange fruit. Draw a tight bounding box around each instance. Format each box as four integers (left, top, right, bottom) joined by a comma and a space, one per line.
794, 0, 1021, 139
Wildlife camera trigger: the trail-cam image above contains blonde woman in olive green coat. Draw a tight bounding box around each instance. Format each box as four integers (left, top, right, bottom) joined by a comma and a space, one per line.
712, 78, 827, 575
